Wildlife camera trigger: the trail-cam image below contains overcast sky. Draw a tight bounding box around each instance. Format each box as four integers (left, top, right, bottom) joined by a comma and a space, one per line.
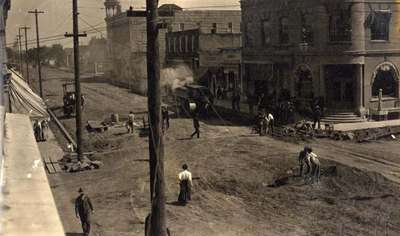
6, 0, 239, 48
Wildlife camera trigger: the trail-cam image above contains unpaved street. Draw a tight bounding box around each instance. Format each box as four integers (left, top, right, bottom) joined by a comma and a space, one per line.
35, 67, 400, 236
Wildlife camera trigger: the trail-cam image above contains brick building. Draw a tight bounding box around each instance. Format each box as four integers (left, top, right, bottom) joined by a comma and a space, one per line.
241, 0, 400, 119
165, 29, 241, 97
104, 0, 241, 94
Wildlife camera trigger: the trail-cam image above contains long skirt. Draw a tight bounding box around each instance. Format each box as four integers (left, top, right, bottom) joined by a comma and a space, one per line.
178, 180, 191, 204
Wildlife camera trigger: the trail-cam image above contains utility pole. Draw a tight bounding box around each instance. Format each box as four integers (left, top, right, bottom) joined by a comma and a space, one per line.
17, 29, 23, 73
65, 0, 87, 162
20, 26, 30, 85
28, 9, 44, 97
127, 4, 167, 235
146, 0, 166, 234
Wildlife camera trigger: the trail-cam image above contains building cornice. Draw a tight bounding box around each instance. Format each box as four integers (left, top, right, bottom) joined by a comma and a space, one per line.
345, 49, 400, 56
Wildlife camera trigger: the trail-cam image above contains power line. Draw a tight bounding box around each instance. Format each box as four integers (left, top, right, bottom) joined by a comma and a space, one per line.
6, 25, 107, 47
78, 16, 105, 37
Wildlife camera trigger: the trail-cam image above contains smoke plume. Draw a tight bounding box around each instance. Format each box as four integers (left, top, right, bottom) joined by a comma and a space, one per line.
161, 65, 194, 91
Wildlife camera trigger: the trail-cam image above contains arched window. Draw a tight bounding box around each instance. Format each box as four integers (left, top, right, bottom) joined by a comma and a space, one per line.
372, 63, 398, 97
279, 17, 289, 44
295, 65, 313, 99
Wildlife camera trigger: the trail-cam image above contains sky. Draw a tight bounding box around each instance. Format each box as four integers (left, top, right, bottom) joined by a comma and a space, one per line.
6, 0, 240, 49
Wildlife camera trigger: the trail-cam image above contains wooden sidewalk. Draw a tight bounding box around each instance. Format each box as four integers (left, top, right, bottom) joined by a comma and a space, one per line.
332, 119, 400, 132
1, 113, 65, 236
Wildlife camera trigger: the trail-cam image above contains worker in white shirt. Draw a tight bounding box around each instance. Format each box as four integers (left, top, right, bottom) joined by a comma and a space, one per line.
127, 111, 135, 134
305, 149, 320, 183
267, 112, 274, 135
178, 164, 192, 205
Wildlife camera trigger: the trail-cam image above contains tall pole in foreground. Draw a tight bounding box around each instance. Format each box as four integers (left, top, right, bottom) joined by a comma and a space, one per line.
28, 9, 44, 97
71, 0, 83, 162
17, 29, 23, 74
146, 0, 166, 234
21, 26, 30, 85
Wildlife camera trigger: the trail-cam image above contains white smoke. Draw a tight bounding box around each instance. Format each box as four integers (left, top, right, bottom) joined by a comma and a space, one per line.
161, 65, 194, 91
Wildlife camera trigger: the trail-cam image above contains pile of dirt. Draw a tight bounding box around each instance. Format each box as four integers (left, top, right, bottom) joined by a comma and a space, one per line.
60, 153, 104, 172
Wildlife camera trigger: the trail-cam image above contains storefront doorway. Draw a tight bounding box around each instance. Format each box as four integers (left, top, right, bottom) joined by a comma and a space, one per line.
324, 65, 355, 110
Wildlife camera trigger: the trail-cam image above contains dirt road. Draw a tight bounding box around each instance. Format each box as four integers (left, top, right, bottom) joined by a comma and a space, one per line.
37, 67, 400, 236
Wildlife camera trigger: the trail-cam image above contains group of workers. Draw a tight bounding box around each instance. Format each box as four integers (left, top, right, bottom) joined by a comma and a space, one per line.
33, 119, 49, 142
255, 110, 275, 136
126, 106, 170, 134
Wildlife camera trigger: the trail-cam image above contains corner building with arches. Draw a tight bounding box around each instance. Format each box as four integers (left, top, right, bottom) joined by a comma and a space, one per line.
241, 0, 400, 119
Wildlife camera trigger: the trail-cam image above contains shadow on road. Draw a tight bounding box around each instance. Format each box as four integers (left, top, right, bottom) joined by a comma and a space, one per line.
176, 137, 193, 141
166, 201, 185, 207
65, 233, 83, 236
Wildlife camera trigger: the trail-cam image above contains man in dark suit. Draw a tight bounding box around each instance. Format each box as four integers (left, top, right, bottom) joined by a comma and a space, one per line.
190, 115, 200, 139
75, 188, 94, 236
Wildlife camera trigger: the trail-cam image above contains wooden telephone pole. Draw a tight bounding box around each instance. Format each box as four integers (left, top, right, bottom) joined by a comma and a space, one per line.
65, 0, 87, 162
28, 9, 44, 97
17, 29, 23, 73
146, 0, 167, 234
127, 1, 167, 235
20, 26, 30, 85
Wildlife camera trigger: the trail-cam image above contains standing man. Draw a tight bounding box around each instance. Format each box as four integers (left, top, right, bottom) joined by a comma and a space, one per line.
190, 114, 200, 139
256, 110, 266, 136
313, 104, 321, 130
81, 94, 85, 111
162, 106, 170, 131
75, 188, 94, 236
235, 91, 241, 112
33, 120, 39, 141
247, 93, 255, 115
257, 93, 265, 112
267, 112, 274, 136
231, 92, 237, 111
216, 86, 223, 100
127, 111, 135, 134
40, 119, 48, 141
178, 164, 192, 205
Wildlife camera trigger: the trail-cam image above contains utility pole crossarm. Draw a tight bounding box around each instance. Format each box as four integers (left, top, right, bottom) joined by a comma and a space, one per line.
64, 32, 87, 38
28, 10, 44, 14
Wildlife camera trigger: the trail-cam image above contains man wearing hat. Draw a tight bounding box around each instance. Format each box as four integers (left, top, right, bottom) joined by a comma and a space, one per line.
178, 164, 192, 205
75, 188, 94, 236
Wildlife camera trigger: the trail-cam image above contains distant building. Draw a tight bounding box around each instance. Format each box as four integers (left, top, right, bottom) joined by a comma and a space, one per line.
104, 0, 241, 94
64, 37, 107, 75
241, 0, 400, 119
64, 46, 89, 71
86, 37, 108, 75
166, 29, 241, 97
